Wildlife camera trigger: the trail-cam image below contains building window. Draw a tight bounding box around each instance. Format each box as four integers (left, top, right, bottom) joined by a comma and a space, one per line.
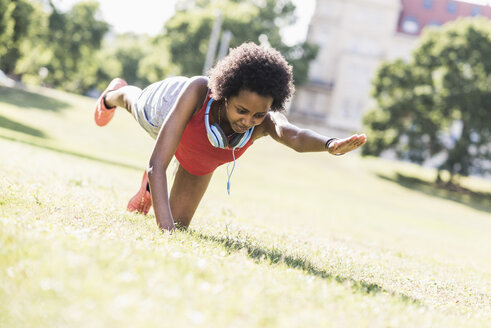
402, 16, 420, 34
471, 7, 481, 16
447, 1, 457, 14
423, 0, 433, 10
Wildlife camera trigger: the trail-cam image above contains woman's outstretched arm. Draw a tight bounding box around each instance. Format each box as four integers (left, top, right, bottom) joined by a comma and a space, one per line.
261, 111, 366, 155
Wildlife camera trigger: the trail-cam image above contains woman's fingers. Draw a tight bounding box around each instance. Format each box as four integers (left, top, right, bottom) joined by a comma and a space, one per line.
332, 134, 367, 154
328, 134, 367, 155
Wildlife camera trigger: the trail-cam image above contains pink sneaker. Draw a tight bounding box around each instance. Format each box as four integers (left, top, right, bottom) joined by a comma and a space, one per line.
94, 78, 127, 126
127, 171, 152, 215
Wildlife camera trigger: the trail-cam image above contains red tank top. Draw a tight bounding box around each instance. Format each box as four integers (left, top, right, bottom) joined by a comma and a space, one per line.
175, 94, 254, 175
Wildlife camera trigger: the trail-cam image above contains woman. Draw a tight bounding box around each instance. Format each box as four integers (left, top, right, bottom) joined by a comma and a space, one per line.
94, 42, 367, 231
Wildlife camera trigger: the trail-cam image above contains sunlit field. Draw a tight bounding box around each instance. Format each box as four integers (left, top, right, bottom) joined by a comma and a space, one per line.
1, 85, 490, 327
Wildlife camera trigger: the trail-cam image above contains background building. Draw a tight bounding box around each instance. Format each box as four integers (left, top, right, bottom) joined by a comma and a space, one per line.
290, 0, 491, 135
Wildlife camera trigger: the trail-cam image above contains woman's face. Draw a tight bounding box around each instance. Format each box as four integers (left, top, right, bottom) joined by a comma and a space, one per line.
225, 89, 273, 134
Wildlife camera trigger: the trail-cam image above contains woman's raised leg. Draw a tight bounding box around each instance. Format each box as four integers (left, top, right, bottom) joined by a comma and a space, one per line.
104, 85, 142, 117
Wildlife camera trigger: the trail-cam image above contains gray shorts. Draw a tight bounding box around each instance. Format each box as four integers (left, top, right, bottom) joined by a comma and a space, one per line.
132, 76, 189, 139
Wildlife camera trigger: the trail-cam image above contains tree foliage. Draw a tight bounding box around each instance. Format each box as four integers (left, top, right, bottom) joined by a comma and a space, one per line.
92, 34, 178, 91
0, 0, 36, 72
2, 0, 109, 94
1, 0, 315, 94
0, 0, 15, 58
41, 0, 108, 92
364, 18, 491, 182
162, 0, 318, 85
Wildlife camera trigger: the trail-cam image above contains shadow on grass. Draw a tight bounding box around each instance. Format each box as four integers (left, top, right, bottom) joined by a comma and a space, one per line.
187, 228, 421, 305
377, 172, 491, 214
0, 134, 143, 171
0, 86, 69, 112
0, 115, 47, 138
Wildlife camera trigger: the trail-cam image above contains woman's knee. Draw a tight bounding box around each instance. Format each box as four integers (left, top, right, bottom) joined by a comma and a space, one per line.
121, 86, 142, 112
170, 201, 196, 228
107, 85, 141, 113
173, 216, 192, 229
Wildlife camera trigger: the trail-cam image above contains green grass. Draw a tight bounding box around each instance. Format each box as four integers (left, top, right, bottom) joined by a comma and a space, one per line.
1, 85, 490, 327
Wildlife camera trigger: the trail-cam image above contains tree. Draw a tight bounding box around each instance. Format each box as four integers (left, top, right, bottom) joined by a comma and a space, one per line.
13, 1, 51, 86
363, 18, 491, 184
0, 0, 15, 60
0, 0, 36, 74
33, 0, 109, 92
161, 0, 318, 85
137, 37, 180, 86
11, 1, 176, 93
91, 33, 179, 92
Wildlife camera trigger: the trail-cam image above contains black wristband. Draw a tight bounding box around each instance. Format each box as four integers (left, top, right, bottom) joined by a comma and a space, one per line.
325, 138, 338, 150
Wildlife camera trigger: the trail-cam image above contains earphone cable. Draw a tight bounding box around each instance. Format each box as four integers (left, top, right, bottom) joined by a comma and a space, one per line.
226, 147, 237, 195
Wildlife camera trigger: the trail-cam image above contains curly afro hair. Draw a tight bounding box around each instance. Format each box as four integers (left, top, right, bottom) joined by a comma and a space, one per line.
208, 42, 295, 111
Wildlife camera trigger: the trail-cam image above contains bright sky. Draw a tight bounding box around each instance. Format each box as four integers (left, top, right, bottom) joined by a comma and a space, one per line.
54, 0, 316, 45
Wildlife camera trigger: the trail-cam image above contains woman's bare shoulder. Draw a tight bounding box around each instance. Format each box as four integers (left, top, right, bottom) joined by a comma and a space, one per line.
252, 111, 291, 141
185, 76, 210, 114
252, 112, 275, 140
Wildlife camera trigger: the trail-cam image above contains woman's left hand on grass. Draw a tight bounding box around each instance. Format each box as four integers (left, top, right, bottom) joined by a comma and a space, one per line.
328, 134, 367, 155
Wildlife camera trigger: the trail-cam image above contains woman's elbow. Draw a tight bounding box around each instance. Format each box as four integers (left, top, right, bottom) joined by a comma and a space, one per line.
147, 159, 167, 178
286, 138, 304, 153
293, 146, 308, 153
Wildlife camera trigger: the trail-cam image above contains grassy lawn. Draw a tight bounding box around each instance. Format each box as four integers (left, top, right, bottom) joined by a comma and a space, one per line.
1, 85, 490, 327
